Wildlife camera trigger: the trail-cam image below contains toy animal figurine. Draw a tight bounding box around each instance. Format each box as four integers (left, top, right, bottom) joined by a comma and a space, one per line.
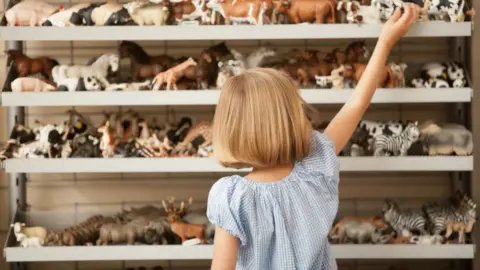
105, 80, 152, 91
45, 215, 119, 246
96, 219, 163, 245
172, 0, 210, 24
426, 0, 468, 22
42, 3, 91, 26
273, 0, 336, 24
117, 41, 175, 82
420, 61, 468, 87
53, 53, 119, 88
196, 50, 218, 89
409, 235, 444, 245
335, 220, 385, 244
343, 63, 395, 88
330, 216, 389, 238
216, 59, 247, 89
152, 58, 198, 90
207, 0, 272, 25
382, 199, 428, 237
16, 233, 44, 248
68, 3, 103, 25
11, 78, 56, 92
173, 121, 212, 154
425, 78, 450, 88
420, 122, 473, 156
373, 122, 420, 156
353, 4, 382, 24
83, 2, 133, 26
6, 50, 59, 80
56, 76, 104, 92
388, 62, 407, 88
388, 236, 412, 244
5, 0, 58, 26
162, 199, 207, 244
10, 222, 48, 243
445, 216, 475, 244
97, 121, 116, 158
245, 47, 277, 69
123, 1, 170, 25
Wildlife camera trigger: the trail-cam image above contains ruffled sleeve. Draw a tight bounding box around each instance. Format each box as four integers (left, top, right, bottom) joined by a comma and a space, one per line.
207, 177, 247, 246
298, 131, 340, 193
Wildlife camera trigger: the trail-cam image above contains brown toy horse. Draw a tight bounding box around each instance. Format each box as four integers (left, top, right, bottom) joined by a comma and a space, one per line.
6, 50, 59, 80
118, 41, 176, 81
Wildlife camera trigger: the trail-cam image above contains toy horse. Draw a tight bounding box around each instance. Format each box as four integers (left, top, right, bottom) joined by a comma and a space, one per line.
6, 50, 59, 80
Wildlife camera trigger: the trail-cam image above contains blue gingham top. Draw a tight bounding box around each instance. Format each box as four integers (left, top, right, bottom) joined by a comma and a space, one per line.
207, 131, 339, 270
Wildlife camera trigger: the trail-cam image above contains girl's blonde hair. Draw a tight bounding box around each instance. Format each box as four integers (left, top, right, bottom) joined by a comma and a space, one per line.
213, 68, 313, 169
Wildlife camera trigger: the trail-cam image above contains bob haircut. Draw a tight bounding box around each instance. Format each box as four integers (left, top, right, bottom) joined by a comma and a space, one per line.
213, 68, 313, 169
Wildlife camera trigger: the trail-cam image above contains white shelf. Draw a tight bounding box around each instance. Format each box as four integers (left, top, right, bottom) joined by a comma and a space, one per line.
0, 88, 472, 107
0, 22, 471, 41
2, 156, 473, 173
3, 244, 474, 261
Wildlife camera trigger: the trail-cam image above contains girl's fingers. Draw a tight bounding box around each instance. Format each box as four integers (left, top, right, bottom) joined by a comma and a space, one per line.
397, 4, 413, 26
389, 8, 402, 23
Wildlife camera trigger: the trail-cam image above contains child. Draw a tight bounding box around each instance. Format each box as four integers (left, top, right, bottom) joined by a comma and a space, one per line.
207, 4, 421, 270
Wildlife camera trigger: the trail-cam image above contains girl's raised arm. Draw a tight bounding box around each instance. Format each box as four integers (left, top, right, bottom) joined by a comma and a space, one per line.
324, 4, 420, 155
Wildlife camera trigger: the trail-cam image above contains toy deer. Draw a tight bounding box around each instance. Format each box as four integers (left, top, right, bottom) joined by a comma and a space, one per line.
162, 197, 207, 244
152, 58, 197, 91
445, 216, 476, 244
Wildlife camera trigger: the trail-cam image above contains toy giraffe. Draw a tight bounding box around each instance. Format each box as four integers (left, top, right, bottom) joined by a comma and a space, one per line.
153, 58, 197, 91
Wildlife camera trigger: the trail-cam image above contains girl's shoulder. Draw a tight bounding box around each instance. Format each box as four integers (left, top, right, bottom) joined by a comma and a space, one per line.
296, 131, 339, 178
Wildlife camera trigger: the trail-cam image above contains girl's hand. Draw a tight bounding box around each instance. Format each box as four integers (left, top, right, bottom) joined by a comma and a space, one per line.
378, 3, 421, 49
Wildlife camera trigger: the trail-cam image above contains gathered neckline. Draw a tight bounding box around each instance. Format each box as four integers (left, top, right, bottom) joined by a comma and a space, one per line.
236, 162, 299, 187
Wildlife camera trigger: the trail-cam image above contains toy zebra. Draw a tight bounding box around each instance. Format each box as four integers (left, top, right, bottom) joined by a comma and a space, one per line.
382, 199, 428, 237
422, 192, 476, 235
373, 122, 420, 156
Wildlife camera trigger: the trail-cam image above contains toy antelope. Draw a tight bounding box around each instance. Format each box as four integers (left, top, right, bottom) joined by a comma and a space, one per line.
162, 197, 207, 244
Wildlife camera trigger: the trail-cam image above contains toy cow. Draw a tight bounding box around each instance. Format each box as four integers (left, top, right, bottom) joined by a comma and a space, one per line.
124, 1, 170, 25
79, 2, 133, 26
6, 0, 58, 26
42, 3, 91, 26
274, 0, 336, 24
207, 0, 272, 25
11, 78, 56, 92
172, 0, 210, 24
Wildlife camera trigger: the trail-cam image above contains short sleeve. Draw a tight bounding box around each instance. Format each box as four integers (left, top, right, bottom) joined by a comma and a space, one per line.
298, 131, 340, 192
207, 177, 247, 246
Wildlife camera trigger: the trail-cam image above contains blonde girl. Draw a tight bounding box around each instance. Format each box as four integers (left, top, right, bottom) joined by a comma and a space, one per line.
207, 4, 421, 270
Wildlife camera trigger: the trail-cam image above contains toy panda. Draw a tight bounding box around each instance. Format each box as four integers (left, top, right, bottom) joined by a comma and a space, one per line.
57, 76, 103, 92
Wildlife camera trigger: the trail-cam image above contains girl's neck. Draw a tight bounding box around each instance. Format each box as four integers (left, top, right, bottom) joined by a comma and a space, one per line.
245, 163, 294, 183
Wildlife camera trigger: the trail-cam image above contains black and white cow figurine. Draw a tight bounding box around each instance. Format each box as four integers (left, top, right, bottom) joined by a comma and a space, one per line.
427, 0, 468, 22
420, 62, 467, 88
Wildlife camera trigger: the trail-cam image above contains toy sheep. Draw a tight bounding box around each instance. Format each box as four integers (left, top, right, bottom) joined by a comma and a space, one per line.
124, 2, 170, 26
420, 122, 473, 156
16, 233, 44, 248
10, 222, 48, 243
11, 78, 56, 92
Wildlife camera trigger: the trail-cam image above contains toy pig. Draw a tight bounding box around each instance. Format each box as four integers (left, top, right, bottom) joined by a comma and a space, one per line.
124, 1, 170, 26
42, 3, 91, 26
6, 0, 58, 26
11, 78, 56, 92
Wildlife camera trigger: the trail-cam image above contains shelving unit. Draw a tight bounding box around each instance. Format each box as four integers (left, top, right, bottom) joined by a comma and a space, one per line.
0, 88, 473, 106
4, 244, 475, 262
1, 0, 478, 269
0, 22, 471, 40
2, 156, 474, 173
